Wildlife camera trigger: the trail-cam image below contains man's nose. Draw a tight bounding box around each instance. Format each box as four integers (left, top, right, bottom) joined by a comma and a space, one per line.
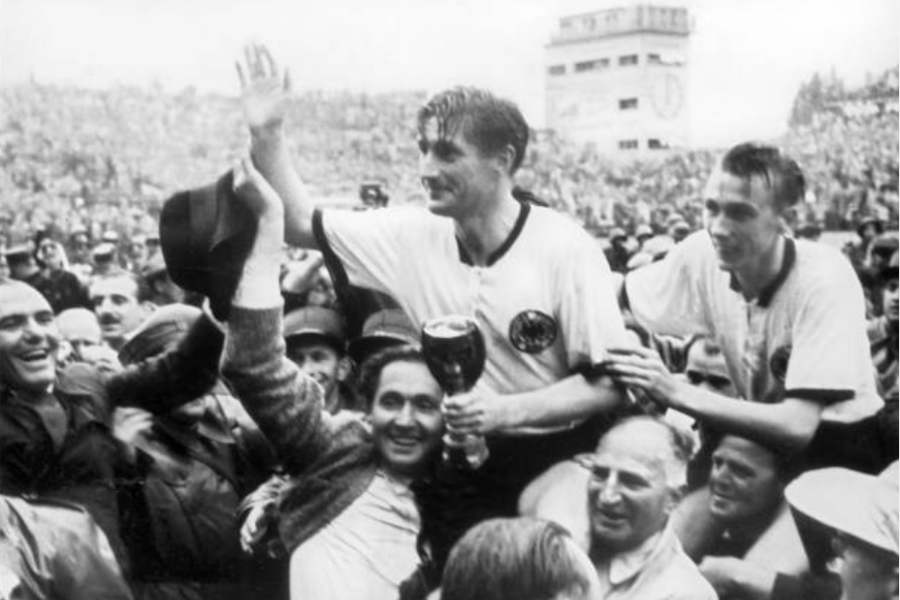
394, 402, 415, 427
419, 152, 439, 180
598, 473, 622, 504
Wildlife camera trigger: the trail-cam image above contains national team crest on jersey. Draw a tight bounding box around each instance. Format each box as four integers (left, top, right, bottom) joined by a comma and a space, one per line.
509, 310, 558, 354
769, 344, 792, 382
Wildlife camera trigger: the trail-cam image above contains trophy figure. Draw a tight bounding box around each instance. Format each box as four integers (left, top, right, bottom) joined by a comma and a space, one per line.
420, 315, 490, 470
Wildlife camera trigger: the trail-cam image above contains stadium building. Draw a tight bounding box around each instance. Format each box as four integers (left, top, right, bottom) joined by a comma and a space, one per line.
545, 4, 692, 156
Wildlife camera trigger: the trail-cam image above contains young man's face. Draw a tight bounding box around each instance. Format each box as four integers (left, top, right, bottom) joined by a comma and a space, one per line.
286, 339, 343, 399
833, 534, 899, 600
418, 117, 503, 219
57, 310, 103, 362
370, 359, 444, 478
705, 171, 782, 273
708, 435, 783, 525
585, 422, 678, 554
685, 342, 736, 398
0, 283, 59, 393
89, 276, 146, 347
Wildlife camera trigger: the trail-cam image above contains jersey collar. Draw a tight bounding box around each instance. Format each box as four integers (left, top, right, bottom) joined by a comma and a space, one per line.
728, 236, 797, 307
456, 200, 531, 267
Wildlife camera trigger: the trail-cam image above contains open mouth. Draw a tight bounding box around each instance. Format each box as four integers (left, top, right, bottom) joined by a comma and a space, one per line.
19, 349, 49, 363
387, 434, 422, 450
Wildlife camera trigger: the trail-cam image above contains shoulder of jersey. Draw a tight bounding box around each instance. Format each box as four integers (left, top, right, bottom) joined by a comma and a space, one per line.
527, 205, 598, 247
792, 238, 858, 287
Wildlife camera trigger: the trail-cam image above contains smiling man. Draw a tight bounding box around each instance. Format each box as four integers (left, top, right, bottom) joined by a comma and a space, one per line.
236, 45, 629, 589
220, 158, 447, 600
579, 416, 715, 599
0, 277, 225, 573
616, 143, 883, 463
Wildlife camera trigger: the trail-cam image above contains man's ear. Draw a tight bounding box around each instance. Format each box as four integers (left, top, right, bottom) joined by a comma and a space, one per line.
494, 144, 517, 175
666, 484, 686, 515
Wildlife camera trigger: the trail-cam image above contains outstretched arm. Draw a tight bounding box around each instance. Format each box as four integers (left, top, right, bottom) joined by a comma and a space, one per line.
236, 43, 317, 248
220, 157, 330, 473
605, 346, 822, 452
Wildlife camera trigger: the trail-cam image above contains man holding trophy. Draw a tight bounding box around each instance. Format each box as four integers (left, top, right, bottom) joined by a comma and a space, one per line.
235, 44, 631, 593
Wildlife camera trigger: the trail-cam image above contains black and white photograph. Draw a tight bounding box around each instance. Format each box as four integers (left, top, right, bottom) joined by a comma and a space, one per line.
0, 0, 897, 598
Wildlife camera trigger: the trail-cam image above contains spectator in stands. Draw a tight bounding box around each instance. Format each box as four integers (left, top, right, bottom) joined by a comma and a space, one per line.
283, 306, 355, 414
869, 250, 898, 404
5, 243, 44, 288
220, 156, 445, 600
91, 242, 124, 279
55, 306, 114, 366
237, 44, 630, 594
785, 464, 898, 600
617, 143, 884, 470
347, 308, 418, 367
140, 254, 186, 306
440, 517, 600, 600
694, 435, 809, 599
89, 273, 154, 351
34, 237, 91, 313
604, 227, 631, 274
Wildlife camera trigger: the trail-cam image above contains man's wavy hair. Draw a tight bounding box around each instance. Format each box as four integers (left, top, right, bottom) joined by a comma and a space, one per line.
720, 142, 806, 214
356, 343, 426, 408
417, 87, 530, 175
441, 517, 594, 600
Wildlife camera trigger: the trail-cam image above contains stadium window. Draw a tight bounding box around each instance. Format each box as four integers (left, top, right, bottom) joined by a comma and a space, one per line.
548, 65, 566, 76
574, 58, 610, 73
647, 53, 662, 65
618, 139, 639, 150
648, 139, 669, 150
618, 54, 638, 66
618, 98, 639, 110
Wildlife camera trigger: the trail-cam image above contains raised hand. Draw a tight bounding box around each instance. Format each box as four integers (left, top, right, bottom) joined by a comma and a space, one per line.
235, 43, 291, 135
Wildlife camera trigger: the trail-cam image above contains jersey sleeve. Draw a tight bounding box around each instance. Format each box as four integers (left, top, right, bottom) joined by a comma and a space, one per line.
312, 206, 419, 298
558, 235, 631, 370
784, 270, 871, 404
624, 232, 711, 337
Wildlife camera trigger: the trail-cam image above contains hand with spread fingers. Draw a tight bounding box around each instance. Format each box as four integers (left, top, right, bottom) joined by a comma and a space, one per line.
442, 383, 511, 436
235, 43, 291, 135
603, 346, 685, 408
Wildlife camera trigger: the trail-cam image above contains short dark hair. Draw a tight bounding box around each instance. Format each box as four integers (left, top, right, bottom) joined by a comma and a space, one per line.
356, 344, 426, 408
441, 517, 593, 600
720, 143, 806, 213
417, 87, 529, 174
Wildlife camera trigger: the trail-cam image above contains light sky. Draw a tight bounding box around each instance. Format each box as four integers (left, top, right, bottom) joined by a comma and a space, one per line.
1, 0, 897, 147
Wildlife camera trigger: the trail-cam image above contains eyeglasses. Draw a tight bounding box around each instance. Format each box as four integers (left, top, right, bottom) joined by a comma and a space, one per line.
686, 369, 732, 390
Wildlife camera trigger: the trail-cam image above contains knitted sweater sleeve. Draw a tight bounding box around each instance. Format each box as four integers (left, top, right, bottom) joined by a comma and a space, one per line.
221, 306, 330, 474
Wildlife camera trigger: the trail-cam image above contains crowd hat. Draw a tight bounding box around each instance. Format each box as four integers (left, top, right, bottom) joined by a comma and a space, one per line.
92, 242, 116, 261
284, 306, 346, 350
347, 309, 418, 364
785, 464, 899, 556
608, 227, 627, 243
3, 243, 34, 264
635, 224, 654, 240
118, 303, 202, 365
159, 170, 257, 321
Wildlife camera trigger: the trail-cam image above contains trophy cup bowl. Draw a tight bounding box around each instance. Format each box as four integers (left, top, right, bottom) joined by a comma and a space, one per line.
420, 315, 489, 469
420, 316, 486, 394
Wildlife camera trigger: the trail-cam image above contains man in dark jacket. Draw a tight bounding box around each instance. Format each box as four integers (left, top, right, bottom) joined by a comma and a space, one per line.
0, 277, 223, 574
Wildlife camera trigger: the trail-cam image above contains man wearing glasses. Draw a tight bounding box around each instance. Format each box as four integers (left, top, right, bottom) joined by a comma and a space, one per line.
612, 143, 884, 469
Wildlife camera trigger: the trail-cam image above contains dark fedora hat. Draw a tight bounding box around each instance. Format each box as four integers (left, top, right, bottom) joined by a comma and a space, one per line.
159, 170, 257, 320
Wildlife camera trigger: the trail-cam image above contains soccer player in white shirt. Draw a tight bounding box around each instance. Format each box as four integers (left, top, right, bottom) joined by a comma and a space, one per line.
235, 44, 630, 592
610, 143, 882, 456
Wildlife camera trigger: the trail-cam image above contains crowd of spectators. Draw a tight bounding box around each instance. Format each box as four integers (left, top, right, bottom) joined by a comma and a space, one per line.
0, 56, 898, 600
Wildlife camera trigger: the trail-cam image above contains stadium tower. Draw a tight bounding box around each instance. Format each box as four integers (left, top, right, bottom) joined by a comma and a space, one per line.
545, 4, 692, 156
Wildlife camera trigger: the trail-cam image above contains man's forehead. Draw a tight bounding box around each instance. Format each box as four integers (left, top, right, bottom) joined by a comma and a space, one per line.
419, 114, 464, 144
91, 277, 137, 298
0, 283, 52, 316
705, 167, 774, 206
594, 429, 669, 478
716, 435, 776, 468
